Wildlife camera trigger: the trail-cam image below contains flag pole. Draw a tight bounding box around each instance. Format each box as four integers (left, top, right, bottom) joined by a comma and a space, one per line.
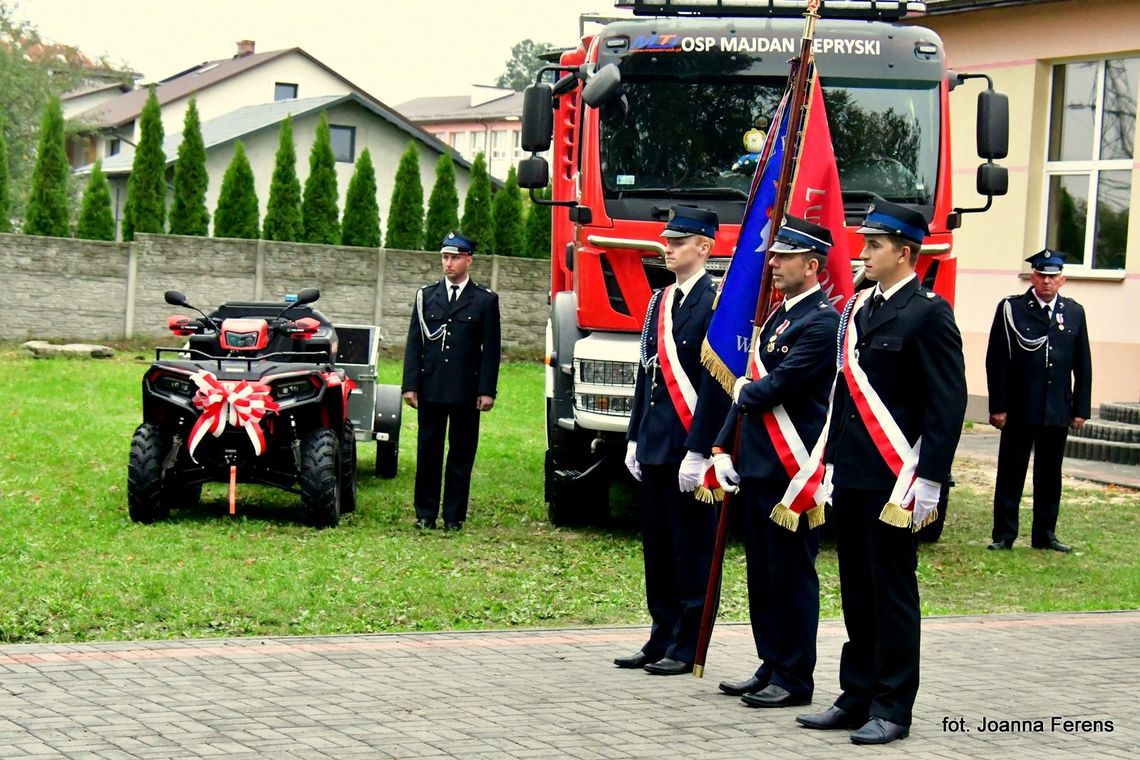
693, 0, 822, 679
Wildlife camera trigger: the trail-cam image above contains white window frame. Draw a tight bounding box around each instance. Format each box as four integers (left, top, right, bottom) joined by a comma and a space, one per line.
1041, 57, 1136, 272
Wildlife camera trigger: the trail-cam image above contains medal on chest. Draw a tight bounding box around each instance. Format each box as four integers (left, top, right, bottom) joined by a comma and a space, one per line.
1056, 312, 1065, 331
766, 319, 790, 353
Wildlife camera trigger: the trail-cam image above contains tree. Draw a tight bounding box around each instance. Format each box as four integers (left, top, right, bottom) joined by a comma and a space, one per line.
525, 185, 552, 259
24, 97, 70, 237
423, 152, 460, 251
168, 97, 209, 235
491, 165, 524, 256
0, 3, 82, 221
495, 39, 551, 91
301, 114, 339, 244
341, 148, 380, 248
385, 142, 424, 250
213, 142, 259, 239
122, 86, 166, 241
0, 116, 9, 232
460, 152, 493, 253
75, 160, 115, 240
263, 115, 303, 241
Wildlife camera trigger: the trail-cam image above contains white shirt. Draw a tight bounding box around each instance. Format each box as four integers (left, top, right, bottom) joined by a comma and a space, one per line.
1034, 292, 1058, 317
444, 276, 470, 302
872, 273, 916, 302
780, 283, 821, 312
673, 268, 708, 309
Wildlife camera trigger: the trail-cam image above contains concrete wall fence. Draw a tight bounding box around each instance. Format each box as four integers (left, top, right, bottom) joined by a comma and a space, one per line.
1, 233, 549, 356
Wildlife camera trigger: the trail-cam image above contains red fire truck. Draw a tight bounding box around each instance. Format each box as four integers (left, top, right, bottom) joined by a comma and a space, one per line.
517, 0, 1008, 527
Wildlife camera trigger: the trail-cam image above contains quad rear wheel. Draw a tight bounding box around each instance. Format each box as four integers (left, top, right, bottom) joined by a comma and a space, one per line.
300, 427, 341, 528
340, 421, 358, 513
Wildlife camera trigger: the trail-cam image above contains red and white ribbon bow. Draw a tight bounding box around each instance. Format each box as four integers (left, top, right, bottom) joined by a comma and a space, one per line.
187, 371, 280, 461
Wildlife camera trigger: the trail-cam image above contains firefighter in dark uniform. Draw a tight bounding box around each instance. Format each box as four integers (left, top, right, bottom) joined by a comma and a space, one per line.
613, 206, 731, 676
798, 199, 966, 745
402, 232, 501, 531
985, 250, 1091, 553
709, 216, 839, 708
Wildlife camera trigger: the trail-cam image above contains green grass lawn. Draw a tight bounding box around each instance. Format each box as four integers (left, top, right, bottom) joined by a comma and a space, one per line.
0, 345, 1136, 644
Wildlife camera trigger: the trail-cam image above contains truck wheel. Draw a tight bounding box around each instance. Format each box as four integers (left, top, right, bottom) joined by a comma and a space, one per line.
300, 428, 341, 528
917, 478, 953, 544
127, 423, 170, 524
340, 421, 358, 513
375, 440, 398, 479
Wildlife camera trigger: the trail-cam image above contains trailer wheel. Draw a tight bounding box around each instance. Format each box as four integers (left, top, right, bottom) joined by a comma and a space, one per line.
340, 420, 358, 513
300, 428, 341, 528
127, 423, 170, 524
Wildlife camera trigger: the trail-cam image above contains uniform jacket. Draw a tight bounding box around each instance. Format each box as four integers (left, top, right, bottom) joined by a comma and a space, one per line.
627, 273, 731, 465
402, 278, 501, 406
826, 278, 966, 489
715, 291, 839, 481
985, 288, 1091, 427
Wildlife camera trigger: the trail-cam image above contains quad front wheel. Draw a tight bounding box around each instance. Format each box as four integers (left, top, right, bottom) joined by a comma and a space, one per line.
300, 428, 341, 528
127, 423, 171, 524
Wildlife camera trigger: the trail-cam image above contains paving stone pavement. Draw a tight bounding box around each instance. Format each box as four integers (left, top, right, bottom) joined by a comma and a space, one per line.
0, 611, 1136, 759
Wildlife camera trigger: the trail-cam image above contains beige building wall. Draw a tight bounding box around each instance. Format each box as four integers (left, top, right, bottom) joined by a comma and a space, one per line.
914, 0, 1140, 415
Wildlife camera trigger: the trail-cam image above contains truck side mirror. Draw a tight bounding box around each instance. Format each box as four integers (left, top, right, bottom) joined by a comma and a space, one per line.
977, 90, 1009, 160
582, 63, 622, 108
521, 84, 554, 153
977, 163, 1008, 197
517, 157, 550, 190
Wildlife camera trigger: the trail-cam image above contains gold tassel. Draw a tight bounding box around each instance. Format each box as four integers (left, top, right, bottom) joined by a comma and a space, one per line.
911, 507, 939, 532
712, 487, 725, 502
878, 502, 913, 528
694, 485, 715, 504
806, 503, 826, 529
700, 342, 738, 397
769, 502, 800, 532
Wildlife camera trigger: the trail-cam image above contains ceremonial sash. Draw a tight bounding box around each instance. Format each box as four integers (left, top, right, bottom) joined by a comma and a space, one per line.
747, 305, 827, 531
655, 284, 722, 502
839, 291, 929, 529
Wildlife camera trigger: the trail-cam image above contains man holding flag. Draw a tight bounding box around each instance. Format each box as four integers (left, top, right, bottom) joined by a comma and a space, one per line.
614, 206, 730, 677
796, 198, 966, 744
709, 215, 839, 708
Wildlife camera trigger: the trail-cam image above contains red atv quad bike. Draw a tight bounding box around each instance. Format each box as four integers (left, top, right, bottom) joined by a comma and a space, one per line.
127, 288, 360, 528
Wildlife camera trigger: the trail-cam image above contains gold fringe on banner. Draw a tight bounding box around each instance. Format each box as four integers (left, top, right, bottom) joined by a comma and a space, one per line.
695, 485, 724, 504
700, 340, 738, 397
911, 507, 939, 532
878, 502, 913, 528
806, 503, 826, 529
769, 502, 800, 532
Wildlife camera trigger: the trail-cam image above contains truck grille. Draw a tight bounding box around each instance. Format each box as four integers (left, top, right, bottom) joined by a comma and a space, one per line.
576, 359, 637, 386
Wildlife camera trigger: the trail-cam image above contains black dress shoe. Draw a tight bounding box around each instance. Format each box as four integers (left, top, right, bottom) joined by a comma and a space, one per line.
987, 541, 1012, 550
849, 717, 909, 745
1033, 538, 1071, 553
643, 657, 692, 675
741, 684, 812, 708
718, 674, 765, 696
796, 706, 867, 730
613, 650, 656, 669
414, 518, 436, 530
443, 521, 463, 532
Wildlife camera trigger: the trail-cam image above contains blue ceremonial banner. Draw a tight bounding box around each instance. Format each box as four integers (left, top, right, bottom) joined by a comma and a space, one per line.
701, 95, 791, 393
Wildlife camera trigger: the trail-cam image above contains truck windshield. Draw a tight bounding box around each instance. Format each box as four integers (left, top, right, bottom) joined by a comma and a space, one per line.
599, 76, 939, 207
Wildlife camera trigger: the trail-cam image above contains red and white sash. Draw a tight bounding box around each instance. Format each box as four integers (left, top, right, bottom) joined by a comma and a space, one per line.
841, 290, 922, 528
655, 284, 721, 502
747, 304, 828, 530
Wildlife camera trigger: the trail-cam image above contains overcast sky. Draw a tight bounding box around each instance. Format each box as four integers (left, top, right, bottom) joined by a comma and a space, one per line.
19, 0, 634, 106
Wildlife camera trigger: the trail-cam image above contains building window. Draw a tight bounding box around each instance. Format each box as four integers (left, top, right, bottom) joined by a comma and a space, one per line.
450, 131, 462, 148
491, 129, 509, 160
513, 129, 524, 159
330, 125, 356, 163
107, 138, 121, 157
470, 130, 485, 157
1044, 57, 1137, 271
274, 82, 298, 101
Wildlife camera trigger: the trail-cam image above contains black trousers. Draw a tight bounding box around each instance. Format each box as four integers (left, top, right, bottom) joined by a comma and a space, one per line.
993, 422, 1068, 547
740, 479, 819, 698
833, 486, 920, 727
414, 400, 481, 524
639, 463, 718, 664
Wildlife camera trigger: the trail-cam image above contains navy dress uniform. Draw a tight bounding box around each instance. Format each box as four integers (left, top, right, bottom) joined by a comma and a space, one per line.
712, 216, 839, 707
803, 199, 967, 742
985, 250, 1091, 552
402, 233, 501, 529
617, 207, 731, 674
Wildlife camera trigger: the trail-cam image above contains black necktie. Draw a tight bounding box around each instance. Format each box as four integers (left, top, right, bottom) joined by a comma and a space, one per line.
671, 288, 683, 320
867, 293, 885, 320
449, 284, 459, 305
1045, 303, 1053, 321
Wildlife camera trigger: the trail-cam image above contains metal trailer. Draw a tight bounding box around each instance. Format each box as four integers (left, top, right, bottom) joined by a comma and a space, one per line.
332, 323, 403, 478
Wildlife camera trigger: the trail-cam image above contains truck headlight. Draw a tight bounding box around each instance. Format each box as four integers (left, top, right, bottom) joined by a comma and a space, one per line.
577, 359, 637, 386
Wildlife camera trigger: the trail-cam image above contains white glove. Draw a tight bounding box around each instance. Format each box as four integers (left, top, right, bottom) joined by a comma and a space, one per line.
711, 453, 739, 494
902, 477, 941, 528
677, 451, 706, 492
821, 464, 834, 505
625, 441, 642, 482
733, 376, 749, 404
